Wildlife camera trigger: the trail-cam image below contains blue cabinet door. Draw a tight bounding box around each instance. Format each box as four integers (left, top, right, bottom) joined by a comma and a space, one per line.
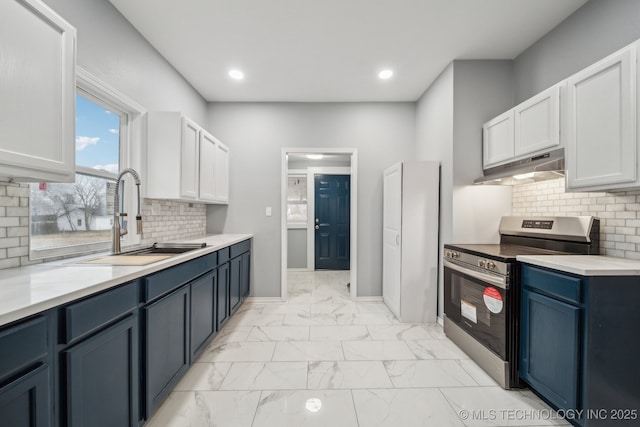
190, 271, 216, 360
241, 252, 251, 299
229, 256, 242, 315
144, 286, 190, 418
521, 288, 581, 412
64, 315, 138, 427
0, 364, 50, 427
217, 263, 230, 329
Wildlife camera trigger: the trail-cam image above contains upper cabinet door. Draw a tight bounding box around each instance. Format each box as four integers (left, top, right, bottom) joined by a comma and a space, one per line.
483, 110, 514, 168
0, 0, 76, 182
214, 141, 229, 204
180, 117, 199, 199
198, 131, 217, 202
514, 84, 561, 157
565, 44, 637, 191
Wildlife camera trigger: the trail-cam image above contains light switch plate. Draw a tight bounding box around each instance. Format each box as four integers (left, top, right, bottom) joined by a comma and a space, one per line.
266, 207, 272, 216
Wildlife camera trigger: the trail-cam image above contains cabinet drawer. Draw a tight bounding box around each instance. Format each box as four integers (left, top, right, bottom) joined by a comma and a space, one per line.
218, 247, 230, 264
144, 253, 216, 302
230, 239, 251, 259
521, 265, 582, 304
62, 281, 138, 344
0, 316, 48, 381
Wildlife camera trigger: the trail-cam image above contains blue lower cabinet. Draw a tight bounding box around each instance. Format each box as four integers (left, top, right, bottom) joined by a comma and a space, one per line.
144, 285, 190, 418
229, 256, 242, 315
241, 252, 251, 299
63, 314, 138, 427
190, 271, 217, 360
217, 263, 230, 329
0, 364, 51, 427
520, 288, 581, 412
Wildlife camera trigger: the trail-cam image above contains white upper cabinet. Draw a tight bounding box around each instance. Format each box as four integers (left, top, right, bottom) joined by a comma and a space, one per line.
214, 140, 229, 204
565, 43, 638, 191
198, 131, 217, 202
180, 117, 199, 199
145, 112, 229, 204
483, 84, 563, 169
514, 84, 561, 157
483, 110, 514, 168
0, 0, 76, 182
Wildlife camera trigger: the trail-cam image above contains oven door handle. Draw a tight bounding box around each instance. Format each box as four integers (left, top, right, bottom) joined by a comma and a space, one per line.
443, 259, 507, 290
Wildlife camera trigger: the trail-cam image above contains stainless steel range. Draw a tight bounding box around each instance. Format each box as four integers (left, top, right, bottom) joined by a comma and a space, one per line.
443, 216, 600, 389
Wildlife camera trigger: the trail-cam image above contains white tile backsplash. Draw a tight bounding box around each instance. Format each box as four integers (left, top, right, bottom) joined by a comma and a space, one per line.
512, 177, 640, 259
0, 182, 207, 271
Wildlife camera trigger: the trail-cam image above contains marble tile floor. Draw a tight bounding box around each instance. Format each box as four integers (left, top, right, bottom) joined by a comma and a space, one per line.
146, 270, 569, 427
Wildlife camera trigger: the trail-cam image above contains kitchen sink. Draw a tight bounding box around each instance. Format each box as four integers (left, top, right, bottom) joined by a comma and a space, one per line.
125, 243, 206, 256
74, 242, 207, 266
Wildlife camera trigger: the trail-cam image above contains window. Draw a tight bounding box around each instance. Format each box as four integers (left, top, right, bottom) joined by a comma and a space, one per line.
29, 69, 144, 259
287, 175, 307, 224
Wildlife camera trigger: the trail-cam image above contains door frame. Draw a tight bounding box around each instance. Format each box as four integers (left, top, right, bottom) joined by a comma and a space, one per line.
307, 167, 352, 272
281, 148, 358, 301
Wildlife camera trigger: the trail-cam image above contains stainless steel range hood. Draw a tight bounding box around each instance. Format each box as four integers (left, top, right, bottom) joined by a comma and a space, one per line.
474, 148, 565, 185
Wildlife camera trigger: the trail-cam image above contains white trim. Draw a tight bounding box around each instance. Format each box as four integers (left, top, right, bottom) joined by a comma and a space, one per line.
244, 297, 286, 303
355, 296, 384, 302
281, 148, 358, 301
437, 316, 444, 327
30, 68, 147, 261
286, 268, 308, 272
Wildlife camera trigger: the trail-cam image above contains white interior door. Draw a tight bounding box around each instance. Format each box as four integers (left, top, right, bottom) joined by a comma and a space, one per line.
383, 163, 402, 318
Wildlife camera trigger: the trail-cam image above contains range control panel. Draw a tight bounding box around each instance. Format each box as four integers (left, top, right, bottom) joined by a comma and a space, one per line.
521, 220, 554, 230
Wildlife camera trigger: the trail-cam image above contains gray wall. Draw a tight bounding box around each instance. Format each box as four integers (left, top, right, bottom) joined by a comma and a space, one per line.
415, 60, 513, 317
0, 0, 210, 271
43, 0, 207, 123
514, 0, 640, 103
206, 103, 416, 297
287, 229, 307, 269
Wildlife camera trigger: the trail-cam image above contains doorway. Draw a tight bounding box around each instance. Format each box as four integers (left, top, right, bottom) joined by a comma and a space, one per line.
281, 148, 358, 301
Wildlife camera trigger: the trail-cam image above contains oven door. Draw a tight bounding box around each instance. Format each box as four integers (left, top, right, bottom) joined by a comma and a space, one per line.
443, 259, 508, 359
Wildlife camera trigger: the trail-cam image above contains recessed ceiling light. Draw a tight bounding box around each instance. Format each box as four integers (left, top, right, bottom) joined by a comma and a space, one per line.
307, 154, 323, 160
378, 69, 393, 80
229, 69, 245, 80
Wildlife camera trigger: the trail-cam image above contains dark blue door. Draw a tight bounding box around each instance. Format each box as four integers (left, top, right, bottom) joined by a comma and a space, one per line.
314, 174, 350, 270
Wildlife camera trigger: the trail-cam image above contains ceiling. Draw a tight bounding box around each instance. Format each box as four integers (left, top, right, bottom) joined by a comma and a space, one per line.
109, 0, 588, 103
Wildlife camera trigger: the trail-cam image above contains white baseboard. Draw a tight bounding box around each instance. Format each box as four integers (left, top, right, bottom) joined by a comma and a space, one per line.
287, 268, 310, 272
355, 296, 384, 302
244, 297, 286, 303
437, 316, 444, 326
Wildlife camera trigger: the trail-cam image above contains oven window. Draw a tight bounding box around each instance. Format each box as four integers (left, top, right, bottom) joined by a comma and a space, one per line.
444, 265, 508, 359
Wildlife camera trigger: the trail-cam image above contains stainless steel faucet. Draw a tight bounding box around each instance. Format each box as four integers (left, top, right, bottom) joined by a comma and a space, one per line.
112, 168, 142, 254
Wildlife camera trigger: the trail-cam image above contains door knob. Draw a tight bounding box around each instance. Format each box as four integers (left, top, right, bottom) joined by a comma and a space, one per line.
315, 218, 319, 223
315, 225, 320, 230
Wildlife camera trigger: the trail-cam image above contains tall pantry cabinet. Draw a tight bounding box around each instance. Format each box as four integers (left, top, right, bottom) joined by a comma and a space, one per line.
382, 161, 440, 323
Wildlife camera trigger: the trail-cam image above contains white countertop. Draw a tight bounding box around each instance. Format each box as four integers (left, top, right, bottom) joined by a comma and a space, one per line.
517, 255, 640, 276
0, 234, 252, 327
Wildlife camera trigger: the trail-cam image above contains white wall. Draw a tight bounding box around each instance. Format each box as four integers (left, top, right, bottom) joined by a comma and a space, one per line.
206, 103, 416, 297
514, 0, 640, 103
